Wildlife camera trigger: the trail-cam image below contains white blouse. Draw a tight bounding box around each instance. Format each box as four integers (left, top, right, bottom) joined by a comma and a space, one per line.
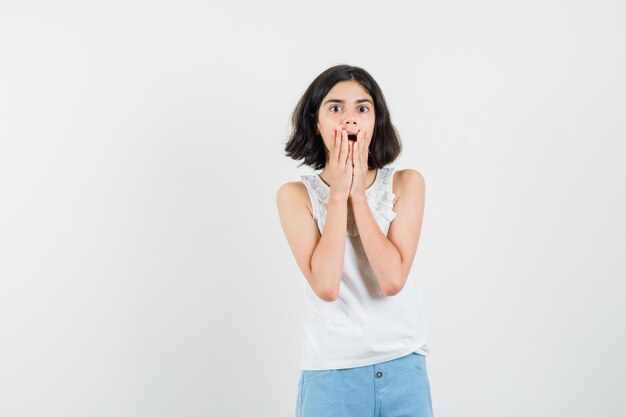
298, 166, 430, 370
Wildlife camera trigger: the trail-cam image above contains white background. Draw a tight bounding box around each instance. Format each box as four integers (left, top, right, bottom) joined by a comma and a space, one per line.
1, 1, 625, 416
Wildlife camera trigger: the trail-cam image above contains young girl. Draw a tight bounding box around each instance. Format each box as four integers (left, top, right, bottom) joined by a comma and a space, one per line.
276, 65, 434, 417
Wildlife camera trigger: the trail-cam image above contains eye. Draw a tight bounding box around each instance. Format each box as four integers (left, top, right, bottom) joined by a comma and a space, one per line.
329, 105, 342, 112
358, 106, 370, 113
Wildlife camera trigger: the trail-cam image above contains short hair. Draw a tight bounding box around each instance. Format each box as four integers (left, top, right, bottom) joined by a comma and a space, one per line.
284, 64, 402, 170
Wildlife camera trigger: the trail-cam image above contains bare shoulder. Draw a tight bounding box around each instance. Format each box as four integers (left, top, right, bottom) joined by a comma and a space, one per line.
275, 181, 313, 216
392, 168, 425, 204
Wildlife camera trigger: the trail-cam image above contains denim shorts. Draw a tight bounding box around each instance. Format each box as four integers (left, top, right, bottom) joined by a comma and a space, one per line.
295, 352, 434, 417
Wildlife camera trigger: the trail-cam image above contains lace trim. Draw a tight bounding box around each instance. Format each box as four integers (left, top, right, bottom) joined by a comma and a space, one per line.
370, 167, 398, 225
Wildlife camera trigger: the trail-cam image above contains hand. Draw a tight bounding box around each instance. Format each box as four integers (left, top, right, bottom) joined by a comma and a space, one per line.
325, 127, 353, 199
348, 129, 372, 200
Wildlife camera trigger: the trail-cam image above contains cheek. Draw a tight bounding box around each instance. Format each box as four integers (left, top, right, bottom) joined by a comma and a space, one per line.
360, 112, 375, 125
317, 117, 334, 134
318, 121, 339, 140
319, 130, 333, 147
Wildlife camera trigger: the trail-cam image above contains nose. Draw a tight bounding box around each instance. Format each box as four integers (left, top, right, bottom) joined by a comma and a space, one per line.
343, 111, 358, 126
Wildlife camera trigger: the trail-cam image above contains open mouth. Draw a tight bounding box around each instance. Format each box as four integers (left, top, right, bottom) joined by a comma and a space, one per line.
347, 133, 358, 141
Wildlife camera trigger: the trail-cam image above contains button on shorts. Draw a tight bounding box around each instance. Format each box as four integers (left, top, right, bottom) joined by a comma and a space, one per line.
295, 352, 434, 417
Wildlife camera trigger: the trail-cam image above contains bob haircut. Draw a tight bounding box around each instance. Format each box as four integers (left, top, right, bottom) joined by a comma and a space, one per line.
284, 64, 402, 170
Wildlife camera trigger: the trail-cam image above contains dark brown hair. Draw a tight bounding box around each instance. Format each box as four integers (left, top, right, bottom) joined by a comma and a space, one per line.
284, 64, 402, 170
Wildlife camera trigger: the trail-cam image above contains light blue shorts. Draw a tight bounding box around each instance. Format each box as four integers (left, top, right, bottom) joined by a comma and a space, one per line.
295, 352, 434, 417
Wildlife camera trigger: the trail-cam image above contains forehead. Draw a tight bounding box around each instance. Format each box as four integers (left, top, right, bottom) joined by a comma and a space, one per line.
324, 80, 372, 99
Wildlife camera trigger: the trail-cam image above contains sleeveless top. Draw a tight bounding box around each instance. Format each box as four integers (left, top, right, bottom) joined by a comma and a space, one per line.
298, 166, 430, 371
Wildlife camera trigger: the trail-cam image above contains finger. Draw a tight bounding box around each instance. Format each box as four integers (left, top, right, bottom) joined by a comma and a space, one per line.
356, 130, 365, 162
338, 129, 343, 163
332, 127, 341, 163
356, 130, 363, 164
341, 130, 349, 165
348, 140, 353, 166
356, 129, 364, 143
363, 130, 370, 164
327, 129, 333, 160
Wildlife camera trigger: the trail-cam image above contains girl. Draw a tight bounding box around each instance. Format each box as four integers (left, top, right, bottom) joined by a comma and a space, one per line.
276, 65, 434, 417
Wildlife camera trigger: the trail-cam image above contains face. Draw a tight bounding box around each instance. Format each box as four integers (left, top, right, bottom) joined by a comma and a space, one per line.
316, 80, 376, 160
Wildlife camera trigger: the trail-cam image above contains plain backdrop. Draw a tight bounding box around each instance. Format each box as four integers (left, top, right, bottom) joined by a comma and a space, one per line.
1, 1, 625, 416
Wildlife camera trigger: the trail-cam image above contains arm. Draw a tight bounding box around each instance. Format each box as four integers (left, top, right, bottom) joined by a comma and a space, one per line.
310, 190, 348, 301
276, 182, 347, 302
350, 169, 425, 296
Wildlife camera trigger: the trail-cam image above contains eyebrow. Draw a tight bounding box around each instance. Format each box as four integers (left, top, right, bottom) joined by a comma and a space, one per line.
323, 98, 373, 106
